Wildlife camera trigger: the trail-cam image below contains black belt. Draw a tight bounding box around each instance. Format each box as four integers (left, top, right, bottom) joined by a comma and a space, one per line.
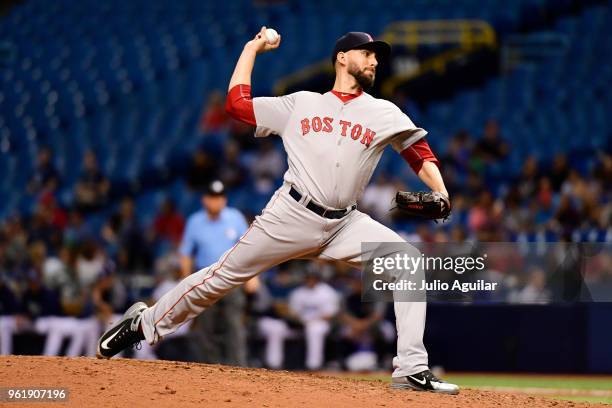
289, 186, 356, 219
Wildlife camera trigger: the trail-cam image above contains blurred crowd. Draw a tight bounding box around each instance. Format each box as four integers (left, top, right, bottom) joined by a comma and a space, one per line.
0, 200, 397, 370
364, 118, 611, 244
435, 120, 611, 243
0, 91, 610, 368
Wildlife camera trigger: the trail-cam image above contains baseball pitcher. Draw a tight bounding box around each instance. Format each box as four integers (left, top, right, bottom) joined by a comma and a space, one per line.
97, 27, 458, 395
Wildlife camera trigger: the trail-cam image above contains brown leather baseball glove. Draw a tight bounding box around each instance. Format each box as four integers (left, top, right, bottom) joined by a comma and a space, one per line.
394, 191, 451, 221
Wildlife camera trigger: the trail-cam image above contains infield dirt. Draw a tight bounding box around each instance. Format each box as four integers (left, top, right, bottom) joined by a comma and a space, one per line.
0, 356, 605, 407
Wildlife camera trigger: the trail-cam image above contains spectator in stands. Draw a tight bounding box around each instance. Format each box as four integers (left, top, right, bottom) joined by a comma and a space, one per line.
28, 202, 64, 253
46, 244, 98, 357
2, 215, 28, 272
21, 268, 79, 356
288, 270, 340, 370
38, 192, 68, 231
152, 198, 185, 248
468, 190, 503, 240
403, 223, 433, 243
179, 180, 249, 366
102, 197, 152, 273
0, 276, 23, 355
517, 156, 540, 200
509, 267, 551, 304
569, 170, 604, 231
450, 225, 469, 243
465, 170, 485, 196
439, 193, 467, 228
34, 290, 97, 357
441, 131, 473, 196
218, 140, 248, 189
199, 90, 230, 133
433, 230, 450, 243
502, 186, 529, 235
449, 130, 473, 170
227, 107, 257, 151
73, 150, 110, 212
583, 196, 604, 230
151, 254, 183, 308
42, 244, 70, 291
593, 153, 611, 192
27, 241, 50, 283
561, 169, 589, 201
549, 153, 570, 192
537, 177, 554, 208
554, 194, 580, 238
533, 177, 555, 225
63, 209, 93, 247
256, 267, 298, 369
76, 239, 105, 288
249, 139, 285, 194
475, 119, 509, 162
66, 244, 106, 357
92, 261, 128, 325
590, 155, 612, 228
360, 173, 397, 225
186, 149, 219, 192
27, 146, 60, 195
0, 227, 7, 267
47, 245, 75, 295
338, 273, 394, 371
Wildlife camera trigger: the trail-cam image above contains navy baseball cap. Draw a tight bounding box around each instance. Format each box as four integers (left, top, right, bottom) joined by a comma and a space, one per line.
331, 32, 391, 64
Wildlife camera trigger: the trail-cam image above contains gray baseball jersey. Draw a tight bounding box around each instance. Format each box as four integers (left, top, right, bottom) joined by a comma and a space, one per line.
253, 91, 427, 208
140, 91, 430, 377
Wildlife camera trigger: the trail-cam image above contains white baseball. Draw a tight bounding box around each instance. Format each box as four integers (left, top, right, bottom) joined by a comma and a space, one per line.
264, 28, 279, 44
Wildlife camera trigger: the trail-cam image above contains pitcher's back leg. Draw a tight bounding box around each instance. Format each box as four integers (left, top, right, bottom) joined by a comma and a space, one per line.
318, 210, 429, 376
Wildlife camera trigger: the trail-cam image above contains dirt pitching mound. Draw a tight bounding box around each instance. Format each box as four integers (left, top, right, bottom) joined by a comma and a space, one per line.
0, 356, 603, 407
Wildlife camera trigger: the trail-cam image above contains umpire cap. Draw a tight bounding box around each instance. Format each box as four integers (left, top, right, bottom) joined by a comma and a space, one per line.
331, 32, 391, 64
206, 180, 226, 196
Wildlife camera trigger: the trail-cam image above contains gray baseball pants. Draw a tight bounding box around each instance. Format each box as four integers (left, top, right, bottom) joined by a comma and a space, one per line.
140, 183, 428, 376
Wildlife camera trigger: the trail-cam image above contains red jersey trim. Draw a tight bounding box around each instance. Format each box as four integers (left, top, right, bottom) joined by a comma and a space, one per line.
400, 138, 440, 174
330, 89, 363, 103
225, 84, 256, 126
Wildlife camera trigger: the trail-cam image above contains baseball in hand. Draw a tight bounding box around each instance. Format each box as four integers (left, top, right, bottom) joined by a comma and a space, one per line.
264, 28, 279, 44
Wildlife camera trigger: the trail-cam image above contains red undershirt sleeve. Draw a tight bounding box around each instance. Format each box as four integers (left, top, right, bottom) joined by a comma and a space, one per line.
225, 84, 256, 126
400, 138, 440, 174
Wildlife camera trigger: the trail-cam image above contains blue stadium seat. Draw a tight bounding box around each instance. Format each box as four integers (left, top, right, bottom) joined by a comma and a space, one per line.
0, 0, 609, 241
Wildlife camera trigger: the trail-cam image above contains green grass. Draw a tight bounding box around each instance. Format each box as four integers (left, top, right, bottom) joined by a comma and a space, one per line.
443, 374, 612, 391
343, 373, 612, 405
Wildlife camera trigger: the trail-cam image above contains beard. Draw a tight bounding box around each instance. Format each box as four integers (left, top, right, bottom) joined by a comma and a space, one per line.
348, 62, 375, 89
